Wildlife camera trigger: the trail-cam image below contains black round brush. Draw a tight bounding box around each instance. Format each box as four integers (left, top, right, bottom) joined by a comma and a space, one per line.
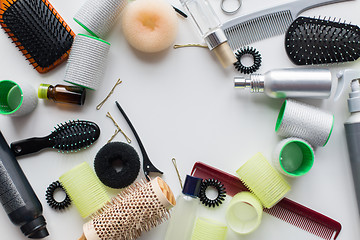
10, 120, 100, 156
285, 16, 360, 65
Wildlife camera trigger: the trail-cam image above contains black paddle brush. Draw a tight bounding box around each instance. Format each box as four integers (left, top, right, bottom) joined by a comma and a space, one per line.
11, 120, 100, 156
285, 16, 360, 65
0, 0, 75, 73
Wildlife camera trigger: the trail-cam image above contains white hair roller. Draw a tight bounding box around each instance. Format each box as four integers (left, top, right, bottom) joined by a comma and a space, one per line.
0, 80, 37, 117
74, 0, 128, 38
272, 138, 314, 177
275, 100, 334, 147
64, 34, 110, 90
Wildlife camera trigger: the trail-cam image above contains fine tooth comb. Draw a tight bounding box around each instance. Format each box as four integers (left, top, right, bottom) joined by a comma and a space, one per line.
285, 16, 360, 65
191, 162, 342, 240
221, 0, 353, 51
0, 0, 75, 73
10, 120, 100, 156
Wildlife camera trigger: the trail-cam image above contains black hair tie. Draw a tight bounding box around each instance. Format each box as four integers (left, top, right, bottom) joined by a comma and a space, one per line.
46, 181, 71, 210
199, 178, 226, 208
234, 46, 262, 74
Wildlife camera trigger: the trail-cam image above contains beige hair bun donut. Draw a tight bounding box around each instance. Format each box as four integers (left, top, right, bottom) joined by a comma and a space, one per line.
121, 0, 178, 53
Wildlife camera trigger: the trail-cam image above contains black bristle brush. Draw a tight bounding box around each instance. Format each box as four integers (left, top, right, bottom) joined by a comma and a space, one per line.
10, 120, 100, 157
285, 16, 360, 65
0, 0, 75, 73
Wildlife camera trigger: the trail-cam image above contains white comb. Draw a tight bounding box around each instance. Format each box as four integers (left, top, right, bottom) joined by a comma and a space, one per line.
221, 0, 354, 51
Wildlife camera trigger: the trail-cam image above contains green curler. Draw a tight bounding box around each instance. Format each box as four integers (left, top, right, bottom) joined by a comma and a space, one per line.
59, 162, 110, 218
236, 153, 291, 208
226, 192, 263, 234
273, 138, 314, 177
191, 217, 227, 240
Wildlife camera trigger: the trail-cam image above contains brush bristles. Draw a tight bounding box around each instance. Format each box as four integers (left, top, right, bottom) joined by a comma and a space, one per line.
223, 10, 293, 50
0, 0, 74, 72
285, 16, 360, 65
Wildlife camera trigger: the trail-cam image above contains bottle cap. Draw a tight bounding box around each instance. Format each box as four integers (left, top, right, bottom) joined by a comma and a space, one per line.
182, 175, 202, 197
38, 84, 51, 99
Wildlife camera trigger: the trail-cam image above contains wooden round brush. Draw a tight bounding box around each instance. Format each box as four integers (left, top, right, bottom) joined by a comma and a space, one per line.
79, 177, 176, 240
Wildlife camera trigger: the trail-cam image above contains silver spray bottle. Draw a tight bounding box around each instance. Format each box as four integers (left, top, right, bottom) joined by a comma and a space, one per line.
234, 68, 332, 98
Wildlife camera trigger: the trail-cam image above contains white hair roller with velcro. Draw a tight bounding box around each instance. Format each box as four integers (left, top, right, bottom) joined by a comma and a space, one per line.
275, 99, 334, 147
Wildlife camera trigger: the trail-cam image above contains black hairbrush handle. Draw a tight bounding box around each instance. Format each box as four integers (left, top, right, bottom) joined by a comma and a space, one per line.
11, 136, 54, 157
115, 101, 163, 181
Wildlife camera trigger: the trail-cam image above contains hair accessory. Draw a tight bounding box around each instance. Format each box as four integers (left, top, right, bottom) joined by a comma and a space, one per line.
285, 16, 360, 65
74, 0, 128, 38
221, 0, 241, 15
191, 161, 342, 240
96, 79, 122, 110
64, 34, 110, 90
191, 217, 227, 240
172, 158, 183, 189
45, 181, 71, 210
0, 80, 38, 117
115, 101, 163, 181
276, 99, 334, 147
0, 0, 75, 73
94, 142, 140, 189
236, 153, 291, 208
221, 0, 352, 51
180, 0, 236, 68
226, 191, 263, 234
234, 68, 332, 99
10, 120, 100, 156
273, 138, 314, 177
234, 47, 262, 74
199, 178, 226, 208
59, 162, 111, 218
81, 177, 175, 240
106, 112, 131, 143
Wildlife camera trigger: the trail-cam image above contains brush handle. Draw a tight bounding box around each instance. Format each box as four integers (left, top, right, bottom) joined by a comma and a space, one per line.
292, 0, 354, 15
10, 136, 53, 157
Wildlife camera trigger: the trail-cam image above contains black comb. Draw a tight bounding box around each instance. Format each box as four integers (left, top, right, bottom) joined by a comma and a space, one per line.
0, 0, 75, 73
10, 120, 100, 157
285, 16, 360, 65
115, 101, 163, 181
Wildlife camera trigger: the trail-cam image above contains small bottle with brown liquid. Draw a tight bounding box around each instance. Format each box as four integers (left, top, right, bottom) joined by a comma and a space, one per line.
38, 84, 86, 105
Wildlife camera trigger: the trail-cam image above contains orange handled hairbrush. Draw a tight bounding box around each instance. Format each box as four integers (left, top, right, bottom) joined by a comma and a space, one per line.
0, 0, 75, 73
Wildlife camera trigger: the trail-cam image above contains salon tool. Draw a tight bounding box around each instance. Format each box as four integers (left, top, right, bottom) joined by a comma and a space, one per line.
191, 161, 342, 240
38, 84, 86, 105
226, 192, 263, 234
106, 112, 131, 143
10, 120, 100, 156
276, 99, 334, 147
45, 181, 71, 210
221, 0, 241, 15
0, 80, 38, 117
221, 0, 353, 50
0, 0, 75, 73
115, 101, 163, 181
94, 142, 140, 189
191, 217, 227, 240
165, 175, 202, 240
0, 131, 49, 238
335, 69, 360, 214
172, 5, 188, 18
199, 178, 226, 208
59, 162, 111, 218
64, 34, 110, 90
80, 177, 175, 240
285, 16, 360, 65
96, 79, 122, 110
273, 138, 314, 177
234, 46, 262, 74
74, 0, 128, 38
234, 68, 332, 99
180, 0, 236, 68
236, 153, 291, 208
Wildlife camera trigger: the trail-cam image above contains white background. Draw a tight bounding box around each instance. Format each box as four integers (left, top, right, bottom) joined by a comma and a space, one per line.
1, 0, 360, 239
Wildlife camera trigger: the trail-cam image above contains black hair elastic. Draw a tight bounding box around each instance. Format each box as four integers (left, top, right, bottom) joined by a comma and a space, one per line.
199, 178, 226, 208
45, 181, 71, 210
234, 46, 262, 74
